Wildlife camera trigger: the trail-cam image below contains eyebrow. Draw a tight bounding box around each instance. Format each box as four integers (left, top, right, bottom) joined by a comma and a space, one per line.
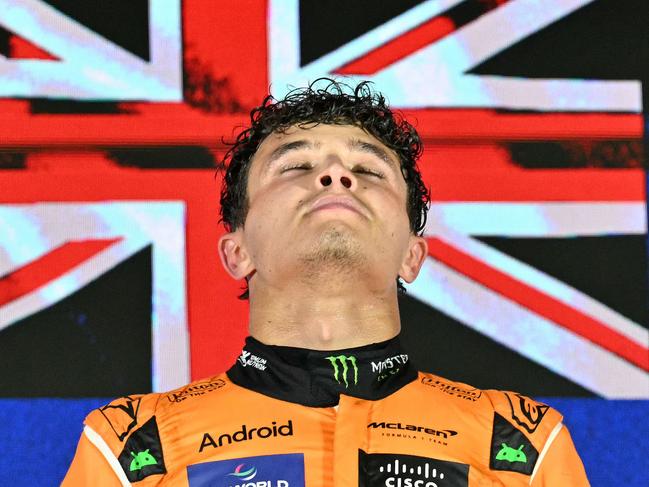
266, 140, 321, 168
347, 138, 397, 170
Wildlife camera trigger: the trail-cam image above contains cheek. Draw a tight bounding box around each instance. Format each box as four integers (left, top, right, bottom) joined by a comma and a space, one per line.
244, 192, 294, 250
377, 187, 409, 226
370, 192, 411, 255
245, 206, 276, 244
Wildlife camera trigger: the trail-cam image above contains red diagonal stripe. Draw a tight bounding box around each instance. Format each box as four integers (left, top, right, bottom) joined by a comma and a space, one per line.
427, 237, 649, 372
9, 33, 59, 60
336, 15, 456, 75
0, 239, 122, 307
0, 27, 59, 60
335, 1, 509, 75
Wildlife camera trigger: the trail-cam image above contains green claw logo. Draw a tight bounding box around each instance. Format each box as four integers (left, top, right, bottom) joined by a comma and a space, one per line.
129, 449, 158, 471
496, 443, 527, 463
326, 355, 358, 387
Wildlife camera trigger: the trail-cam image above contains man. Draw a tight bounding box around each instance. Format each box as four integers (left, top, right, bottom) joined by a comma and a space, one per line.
63, 80, 589, 486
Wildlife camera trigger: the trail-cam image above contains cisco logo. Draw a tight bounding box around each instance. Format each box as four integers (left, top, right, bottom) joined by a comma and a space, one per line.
379, 458, 445, 487
359, 452, 468, 487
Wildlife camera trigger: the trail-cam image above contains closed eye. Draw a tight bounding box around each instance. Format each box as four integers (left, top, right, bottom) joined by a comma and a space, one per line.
281, 163, 312, 173
353, 166, 384, 178
280, 163, 384, 179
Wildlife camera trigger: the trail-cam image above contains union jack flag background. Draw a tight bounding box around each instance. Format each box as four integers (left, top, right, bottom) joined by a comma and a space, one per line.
0, 1, 647, 485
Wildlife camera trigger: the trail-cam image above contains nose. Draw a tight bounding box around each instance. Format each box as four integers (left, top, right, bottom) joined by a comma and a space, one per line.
316, 161, 355, 190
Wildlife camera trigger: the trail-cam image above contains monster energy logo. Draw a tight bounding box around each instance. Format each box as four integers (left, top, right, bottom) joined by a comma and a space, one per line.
326, 355, 358, 387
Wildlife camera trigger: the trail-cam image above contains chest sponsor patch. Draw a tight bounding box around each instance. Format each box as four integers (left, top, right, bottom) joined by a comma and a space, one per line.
238, 350, 268, 371
359, 451, 469, 487
187, 453, 305, 487
166, 377, 226, 404
367, 421, 457, 447
421, 377, 482, 402
490, 413, 539, 475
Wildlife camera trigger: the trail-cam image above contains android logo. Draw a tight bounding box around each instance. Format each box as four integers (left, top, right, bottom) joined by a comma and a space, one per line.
130, 449, 158, 471
496, 443, 527, 463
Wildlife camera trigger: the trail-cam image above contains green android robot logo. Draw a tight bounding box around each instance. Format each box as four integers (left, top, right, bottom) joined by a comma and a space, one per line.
130, 449, 158, 471
496, 443, 527, 463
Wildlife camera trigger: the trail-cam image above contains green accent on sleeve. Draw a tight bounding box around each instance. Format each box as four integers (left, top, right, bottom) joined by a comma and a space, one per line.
496, 443, 528, 464
129, 449, 158, 472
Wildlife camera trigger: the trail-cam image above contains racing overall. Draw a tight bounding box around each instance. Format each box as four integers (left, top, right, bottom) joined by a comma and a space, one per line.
62, 335, 590, 486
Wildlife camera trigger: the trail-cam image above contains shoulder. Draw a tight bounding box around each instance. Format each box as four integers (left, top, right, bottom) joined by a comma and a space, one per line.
160, 373, 230, 409
416, 372, 562, 428
85, 373, 230, 439
480, 387, 566, 478
482, 387, 563, 438
81, 373, 231, 483
415, 372, 565, 477
417, 371, 486, 404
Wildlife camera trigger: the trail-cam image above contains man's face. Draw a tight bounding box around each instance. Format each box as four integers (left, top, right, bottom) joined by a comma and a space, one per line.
227, 123, 423, 293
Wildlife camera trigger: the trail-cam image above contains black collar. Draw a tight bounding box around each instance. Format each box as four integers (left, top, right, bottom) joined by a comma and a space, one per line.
226, 335, 417, 407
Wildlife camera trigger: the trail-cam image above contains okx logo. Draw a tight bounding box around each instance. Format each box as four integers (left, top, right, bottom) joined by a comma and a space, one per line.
326, 355, 358, 387
187, 453, 305, 487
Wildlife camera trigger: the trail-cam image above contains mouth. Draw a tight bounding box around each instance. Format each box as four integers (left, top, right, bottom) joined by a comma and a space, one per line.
309, 195, 366, 217
311, 203, 362, 214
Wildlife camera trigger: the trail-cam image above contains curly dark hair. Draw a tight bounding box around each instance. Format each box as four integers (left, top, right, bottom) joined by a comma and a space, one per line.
218, 78, 430, 299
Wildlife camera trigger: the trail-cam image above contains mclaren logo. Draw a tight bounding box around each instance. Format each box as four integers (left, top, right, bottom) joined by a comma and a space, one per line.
368, 422, 458, 439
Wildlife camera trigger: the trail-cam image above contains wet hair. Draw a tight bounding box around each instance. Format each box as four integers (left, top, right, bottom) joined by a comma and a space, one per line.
218, 78, 430, 299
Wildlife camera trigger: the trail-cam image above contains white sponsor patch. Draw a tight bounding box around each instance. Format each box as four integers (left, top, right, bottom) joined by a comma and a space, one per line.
238, 350, 268, 371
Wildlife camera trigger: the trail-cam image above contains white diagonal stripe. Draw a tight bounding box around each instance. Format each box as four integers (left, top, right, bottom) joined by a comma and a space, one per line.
269, 0, 640, 110
372, 0, 640, 110
530, 422, 564, 484
427, 203, 647, 237
0, 238, 148, 333
427, 0, 597, 72
0, 202, 189, 392
430, 229, 649, 347
83, 426, 131, 487
407, 256, 649, 398
292, 0, 465, 81
0, 0, 181, 99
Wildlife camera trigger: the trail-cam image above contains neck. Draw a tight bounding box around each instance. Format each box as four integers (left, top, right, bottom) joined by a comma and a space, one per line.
247, 281, 401, 350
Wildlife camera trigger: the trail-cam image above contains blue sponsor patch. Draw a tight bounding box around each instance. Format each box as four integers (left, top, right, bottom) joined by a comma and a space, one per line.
187, 453, 305, 487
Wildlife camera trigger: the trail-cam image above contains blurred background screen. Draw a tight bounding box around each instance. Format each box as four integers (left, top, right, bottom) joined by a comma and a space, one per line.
0, 0, 647, 485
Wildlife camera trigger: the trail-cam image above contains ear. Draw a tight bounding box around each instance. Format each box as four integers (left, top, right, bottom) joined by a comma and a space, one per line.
218, 230, 255, 280
398, 235, 428, 283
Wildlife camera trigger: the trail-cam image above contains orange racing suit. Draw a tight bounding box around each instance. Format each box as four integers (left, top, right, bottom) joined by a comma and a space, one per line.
62, 336, 590, 486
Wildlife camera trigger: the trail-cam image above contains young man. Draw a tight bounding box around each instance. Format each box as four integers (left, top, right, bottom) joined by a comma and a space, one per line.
63, 80, 590, 486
